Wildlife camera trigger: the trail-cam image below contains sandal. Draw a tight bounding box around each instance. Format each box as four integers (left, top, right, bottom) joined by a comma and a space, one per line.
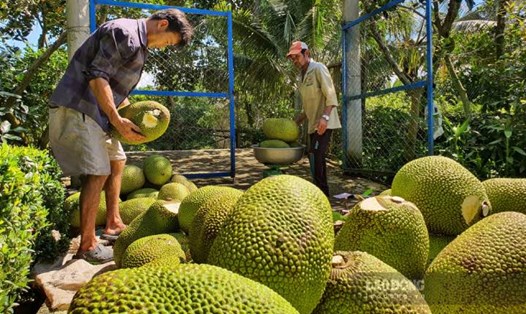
74, 244, 114, 264
100, 232, 122, 242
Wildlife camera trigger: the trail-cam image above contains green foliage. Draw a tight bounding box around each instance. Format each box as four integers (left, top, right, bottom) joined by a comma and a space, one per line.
0, 144, 68, 312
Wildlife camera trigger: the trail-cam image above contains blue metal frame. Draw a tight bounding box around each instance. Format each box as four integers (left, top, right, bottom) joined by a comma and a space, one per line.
89, 0, 236, 179
341, 0, 434, 157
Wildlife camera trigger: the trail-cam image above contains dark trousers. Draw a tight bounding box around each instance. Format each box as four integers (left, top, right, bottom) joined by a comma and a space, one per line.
309, 129, 332, 197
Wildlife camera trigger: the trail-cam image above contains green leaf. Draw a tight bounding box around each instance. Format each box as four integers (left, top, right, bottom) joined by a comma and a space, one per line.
512, 147, 526, 156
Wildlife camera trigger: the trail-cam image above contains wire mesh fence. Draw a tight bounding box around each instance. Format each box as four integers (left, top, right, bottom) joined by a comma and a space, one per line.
342, 0, 432, 180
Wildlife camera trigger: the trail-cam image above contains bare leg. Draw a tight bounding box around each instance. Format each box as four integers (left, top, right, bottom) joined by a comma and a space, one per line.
103, 159, 127, 235
79, 174, 108, 252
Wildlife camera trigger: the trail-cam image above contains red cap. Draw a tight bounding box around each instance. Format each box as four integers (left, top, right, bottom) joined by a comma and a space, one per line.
286, 41, 309, 57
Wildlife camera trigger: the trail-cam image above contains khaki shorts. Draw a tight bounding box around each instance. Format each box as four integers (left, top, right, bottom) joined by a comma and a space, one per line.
49, 106, 126, 176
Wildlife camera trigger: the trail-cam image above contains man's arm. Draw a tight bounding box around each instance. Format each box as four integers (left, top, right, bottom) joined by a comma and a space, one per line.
89, 78, 145, 142
315, 64, 338, 135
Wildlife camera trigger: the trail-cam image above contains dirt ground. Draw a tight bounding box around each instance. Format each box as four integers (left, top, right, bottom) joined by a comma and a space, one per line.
126, 148, 388, 212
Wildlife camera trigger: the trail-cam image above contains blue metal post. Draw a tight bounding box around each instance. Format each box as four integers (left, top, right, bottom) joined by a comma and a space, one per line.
227, 11, 236, 178
425, 0, 435, 155
89, 0, 96, 32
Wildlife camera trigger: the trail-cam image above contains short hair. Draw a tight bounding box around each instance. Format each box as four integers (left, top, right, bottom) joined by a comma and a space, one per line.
149, 9, 194, 46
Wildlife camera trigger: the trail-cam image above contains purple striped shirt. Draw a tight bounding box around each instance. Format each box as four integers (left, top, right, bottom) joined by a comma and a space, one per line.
50, 18, 148, 131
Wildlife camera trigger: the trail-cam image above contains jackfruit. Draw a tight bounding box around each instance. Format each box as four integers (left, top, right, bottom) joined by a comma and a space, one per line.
424, 211, 526, 313
118, 197, 156, 224
178, 185, 231, 234
334, 196, 429, 279
114, 200, 180, 267
391, 156, 491, 235
67, 192, 107, 228
207, 175, 334, 314
482, 178, 526, 214
171, 232, 191, 261
157, 182, 190, 202
112, 100, 170, 145
120, 164, 145, 195
260, 139, 290, 148
262, 118, 300, 142
69, 264, 299, 313
121, 233, 186, 268
379, 188, 391, 196
313, 251, 431, 314
143, 154, 172, 186
427, 234, 455, 268
189, 188, 243, 263
171, 174, 198, 192
126, 187, 159, 200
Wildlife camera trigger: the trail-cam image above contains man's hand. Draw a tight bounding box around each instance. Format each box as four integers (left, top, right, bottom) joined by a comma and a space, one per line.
112, 117, 146, 142
316, 118, 328, 135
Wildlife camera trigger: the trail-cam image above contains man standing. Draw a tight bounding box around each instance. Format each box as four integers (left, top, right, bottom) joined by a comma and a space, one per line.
287, 41, 341, 197
49, 9, 193, 264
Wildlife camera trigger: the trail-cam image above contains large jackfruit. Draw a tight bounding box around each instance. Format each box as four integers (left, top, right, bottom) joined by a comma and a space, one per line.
178, 186, 233, 234
334, 196, 429, 279
259, 139, 290, 148
207, 175, 334, 314
424, 212, 526, 313
313, 251, 431, 314
121, 233, 186, 268
189, 188, 243, 263
120, 164, 145, 195
69, 264, 299, 313
143, 154, 172, 186
112, 100, 170, 145
482, 178, 526, 215
113, 201, 179, 267
262, 118, 300, 142
157, 182, 190, 202
118, 197, 156, 225
391, 156, 491, 235
427, 233, 456, 268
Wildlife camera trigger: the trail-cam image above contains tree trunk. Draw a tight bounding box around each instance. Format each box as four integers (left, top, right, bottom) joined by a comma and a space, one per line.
495, 0, 509, 58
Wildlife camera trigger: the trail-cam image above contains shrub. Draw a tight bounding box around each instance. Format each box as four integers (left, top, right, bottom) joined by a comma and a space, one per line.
0, 144, 68, 312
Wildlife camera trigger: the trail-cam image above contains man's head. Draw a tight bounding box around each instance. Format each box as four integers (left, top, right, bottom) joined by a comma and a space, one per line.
286, 41, 310, 69
146, 9, 194, 49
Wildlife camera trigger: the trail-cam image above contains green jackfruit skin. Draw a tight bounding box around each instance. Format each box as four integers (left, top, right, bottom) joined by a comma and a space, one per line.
334, 196, 429, 280
120, 164, 145, 195
112, 100, 170, 145
114, 201, 179, 267
424, 212, 526, 314
378, 188, 391, 196
189, 189, 243, 263
157, 182, 190, 202
262, 118, 300, 142
178, 186, 232, 233
143, 154, 172, 186
260, 139, 290, 148
171, 232, 191, 261
427, 234, 456, 268
68, 192, 107, 228
121, 233, 186, 268
118, 197, 157, 225
170, 174, 198, 192
391, 156, 491, 235
207, 175, 334, 314
127, 188, 159, 200
69, 264, 300, 314
313, 251, 431, 314
482, 178, 526, 214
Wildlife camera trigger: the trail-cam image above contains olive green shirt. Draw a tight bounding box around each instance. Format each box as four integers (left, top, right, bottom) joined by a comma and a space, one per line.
297, 60, 342, 134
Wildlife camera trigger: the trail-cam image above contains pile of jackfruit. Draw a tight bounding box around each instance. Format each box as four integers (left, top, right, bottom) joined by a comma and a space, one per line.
67, 156, 526, 314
